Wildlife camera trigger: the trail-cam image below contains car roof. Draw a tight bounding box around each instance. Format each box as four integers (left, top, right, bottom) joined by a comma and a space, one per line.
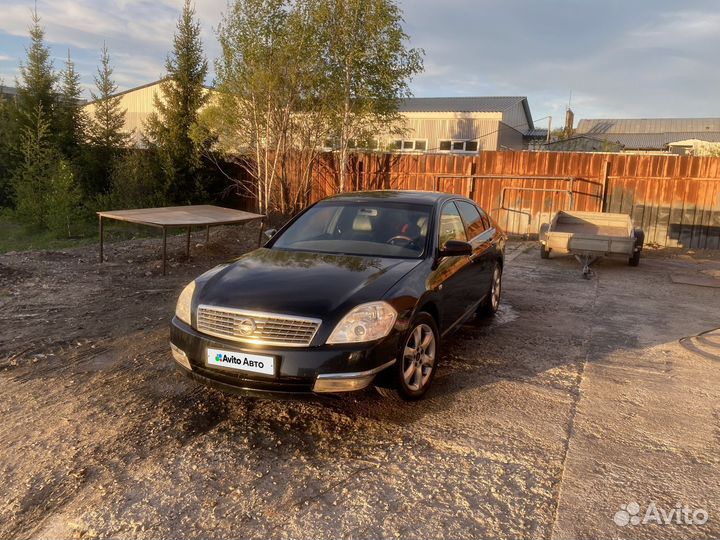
321, 190, 459, 205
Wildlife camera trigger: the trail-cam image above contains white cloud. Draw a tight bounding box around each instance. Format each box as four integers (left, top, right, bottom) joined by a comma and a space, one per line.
3, 0, 720, 120
0, 0, 227, 93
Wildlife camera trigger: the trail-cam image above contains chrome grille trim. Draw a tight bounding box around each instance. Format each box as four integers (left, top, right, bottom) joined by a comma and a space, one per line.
196, 304, 321, 347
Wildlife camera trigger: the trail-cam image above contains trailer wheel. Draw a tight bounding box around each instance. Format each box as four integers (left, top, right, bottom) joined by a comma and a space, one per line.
539, 223, 551, 259
629, 228, 644, 267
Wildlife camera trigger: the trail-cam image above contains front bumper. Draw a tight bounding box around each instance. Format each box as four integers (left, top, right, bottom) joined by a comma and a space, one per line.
169, 317, 398, 397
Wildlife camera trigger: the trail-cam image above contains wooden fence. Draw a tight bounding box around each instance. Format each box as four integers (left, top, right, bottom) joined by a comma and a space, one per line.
302, 151, 720, 249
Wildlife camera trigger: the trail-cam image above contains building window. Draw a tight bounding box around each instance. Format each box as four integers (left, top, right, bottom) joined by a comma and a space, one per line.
439, 139, 480, 153
391, 139, 428, 152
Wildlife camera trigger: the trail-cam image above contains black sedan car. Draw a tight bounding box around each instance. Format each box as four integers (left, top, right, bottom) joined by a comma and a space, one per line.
170, 191, 506, 400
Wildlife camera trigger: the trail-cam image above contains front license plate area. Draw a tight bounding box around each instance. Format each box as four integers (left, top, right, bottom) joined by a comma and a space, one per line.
207, 347, 275, 376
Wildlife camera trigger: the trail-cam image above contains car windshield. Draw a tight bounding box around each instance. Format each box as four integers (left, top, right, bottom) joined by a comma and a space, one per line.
271, 202, 432, 259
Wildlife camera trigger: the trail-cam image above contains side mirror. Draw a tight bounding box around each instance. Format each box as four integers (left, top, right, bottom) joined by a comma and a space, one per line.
439, 240, 472, 258
263, 228, 278, 240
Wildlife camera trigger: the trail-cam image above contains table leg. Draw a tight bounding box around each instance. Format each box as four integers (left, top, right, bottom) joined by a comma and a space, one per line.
206, 225, 210, 243
162, 227, 167, 276
186, 226, 191, 259
99, 216, 104, 263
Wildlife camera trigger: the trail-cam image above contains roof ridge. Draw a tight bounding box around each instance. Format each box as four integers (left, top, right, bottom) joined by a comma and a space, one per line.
403, 96, 526, 100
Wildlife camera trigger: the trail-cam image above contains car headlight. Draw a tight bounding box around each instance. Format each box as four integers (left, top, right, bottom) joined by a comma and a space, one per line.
327, 301, 397, 344
175, 280, 196, 325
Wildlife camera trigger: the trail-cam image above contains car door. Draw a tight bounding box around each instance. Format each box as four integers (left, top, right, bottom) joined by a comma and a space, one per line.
429, 201, 475, 333
454, 200, 491, 303
478, 207, 502, 296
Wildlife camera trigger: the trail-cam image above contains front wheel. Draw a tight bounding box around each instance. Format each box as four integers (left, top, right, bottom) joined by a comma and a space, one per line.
377, 313, 439, 401
477, 263, 502, 317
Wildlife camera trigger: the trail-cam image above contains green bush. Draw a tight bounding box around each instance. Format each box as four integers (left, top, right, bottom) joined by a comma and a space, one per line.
47, 160, 82, 237
95, 149, 166, 211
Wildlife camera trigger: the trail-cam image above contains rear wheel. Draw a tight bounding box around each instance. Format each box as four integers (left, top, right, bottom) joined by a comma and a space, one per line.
376, 313, 439, 401
629, 228, 644, 267
477, 263, 502, 317
540, 245, 551, 259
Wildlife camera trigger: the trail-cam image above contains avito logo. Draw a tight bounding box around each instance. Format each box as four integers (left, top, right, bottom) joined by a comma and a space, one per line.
614, 501, 708, 527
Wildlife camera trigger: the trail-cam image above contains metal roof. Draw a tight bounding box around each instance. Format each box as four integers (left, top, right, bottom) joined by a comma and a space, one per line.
524, 128, 549, 139
398, 96, 527, 113
577, 118, 720, 134
551, 131, 720, 150
0, 85, 18, 97
398, 96, 534, 129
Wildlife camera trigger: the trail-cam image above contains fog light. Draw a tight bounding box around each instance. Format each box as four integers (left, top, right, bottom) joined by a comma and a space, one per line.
313, 375, 374, 393
170, 343, 192, 371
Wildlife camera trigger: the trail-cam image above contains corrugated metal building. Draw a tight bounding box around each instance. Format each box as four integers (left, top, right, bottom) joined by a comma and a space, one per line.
83, 81, 537, 154
83, 80, 163, 145
0, 85, 19, 101
83, 80, 213, 145
559, 117, 720, 153
390, 96, 534, 153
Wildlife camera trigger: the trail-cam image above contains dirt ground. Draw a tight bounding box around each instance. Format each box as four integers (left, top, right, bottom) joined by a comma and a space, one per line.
1, 225, 719, 540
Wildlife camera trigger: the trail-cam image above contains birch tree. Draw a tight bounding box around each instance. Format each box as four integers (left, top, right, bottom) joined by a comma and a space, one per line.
315, 0, 422, 192
205, 0, 422, 211
208, 0, 293, 213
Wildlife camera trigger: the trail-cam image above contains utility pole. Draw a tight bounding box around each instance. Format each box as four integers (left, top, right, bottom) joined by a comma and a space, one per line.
547, 116, 552, 142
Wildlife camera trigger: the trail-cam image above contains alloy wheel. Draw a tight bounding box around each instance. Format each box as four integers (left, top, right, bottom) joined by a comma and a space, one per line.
402, 323, 436, 391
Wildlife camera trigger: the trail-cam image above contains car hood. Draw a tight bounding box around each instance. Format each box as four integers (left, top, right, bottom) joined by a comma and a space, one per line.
196, 248, 421, 319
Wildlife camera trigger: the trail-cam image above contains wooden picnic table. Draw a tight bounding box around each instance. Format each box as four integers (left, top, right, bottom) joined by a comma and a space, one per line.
97, 205, 265, 275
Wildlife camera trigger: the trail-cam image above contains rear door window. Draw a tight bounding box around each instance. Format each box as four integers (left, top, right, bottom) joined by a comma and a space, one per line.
455, 200, 486, 240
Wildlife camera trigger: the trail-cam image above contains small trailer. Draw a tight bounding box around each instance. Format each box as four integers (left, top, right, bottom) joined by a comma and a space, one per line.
539, 211, 644, 277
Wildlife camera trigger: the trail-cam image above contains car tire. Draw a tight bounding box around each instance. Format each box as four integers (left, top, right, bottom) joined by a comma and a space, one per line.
477, 263, 502, 317
540, 245, 551, 259
376, 312, 439, 401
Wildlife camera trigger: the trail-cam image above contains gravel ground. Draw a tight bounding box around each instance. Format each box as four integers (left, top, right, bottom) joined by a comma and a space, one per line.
0, 226, 718, 539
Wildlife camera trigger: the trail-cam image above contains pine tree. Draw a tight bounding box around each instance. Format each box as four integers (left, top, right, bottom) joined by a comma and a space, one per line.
14, 8, 58, 136
86, 44, 130, 193
145, 0, 209, 204
57, 50, 86, 160
0, 91, 15, 207
12, 104, 56, 228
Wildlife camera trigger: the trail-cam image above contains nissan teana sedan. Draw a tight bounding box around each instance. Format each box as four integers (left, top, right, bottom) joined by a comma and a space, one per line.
170, 191, 506, 400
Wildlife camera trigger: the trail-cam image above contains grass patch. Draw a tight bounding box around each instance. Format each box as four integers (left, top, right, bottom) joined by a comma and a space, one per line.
0, 210, 98, 253
0, 210, 178, 254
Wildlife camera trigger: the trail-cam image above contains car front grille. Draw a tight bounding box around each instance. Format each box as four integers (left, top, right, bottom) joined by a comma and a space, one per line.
196, 305, 321, 347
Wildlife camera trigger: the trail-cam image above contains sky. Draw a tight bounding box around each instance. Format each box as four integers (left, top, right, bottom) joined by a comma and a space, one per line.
1, 0, 719, 129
